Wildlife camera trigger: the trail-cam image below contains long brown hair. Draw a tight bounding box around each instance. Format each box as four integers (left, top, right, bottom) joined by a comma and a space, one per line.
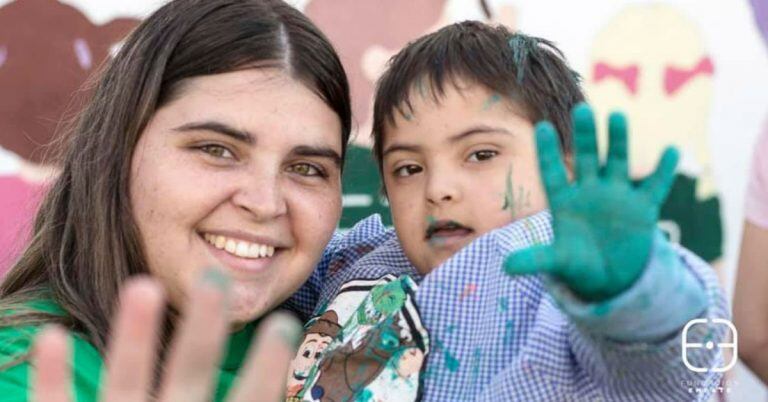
0, 0, 350, 358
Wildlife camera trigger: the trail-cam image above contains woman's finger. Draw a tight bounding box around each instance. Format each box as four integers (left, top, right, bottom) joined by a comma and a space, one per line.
32, 326, 71, 402
157, 268, 231, 402
101, 277, 165, 402
227, 312, 302, 402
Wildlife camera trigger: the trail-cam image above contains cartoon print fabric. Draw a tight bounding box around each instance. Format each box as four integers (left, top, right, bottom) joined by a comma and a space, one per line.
286, 275, 429, 402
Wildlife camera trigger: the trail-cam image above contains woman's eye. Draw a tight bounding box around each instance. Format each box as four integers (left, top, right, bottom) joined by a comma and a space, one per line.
468, 150, 498, 162
393, 164, 422, 177
199, 144, 235, 160
287, 163, 325, 177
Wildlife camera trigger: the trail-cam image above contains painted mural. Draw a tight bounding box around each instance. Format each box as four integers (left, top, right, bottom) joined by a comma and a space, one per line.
0, 0, 137, 273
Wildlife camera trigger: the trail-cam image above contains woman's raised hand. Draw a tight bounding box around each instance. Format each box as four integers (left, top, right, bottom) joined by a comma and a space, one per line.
33, 272, 301, 402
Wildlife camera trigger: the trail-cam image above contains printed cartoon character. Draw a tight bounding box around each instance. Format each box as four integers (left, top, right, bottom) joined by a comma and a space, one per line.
308, 316, 426, 402
297, 276, 428, 402
286, 310, 341, 399
585, 4, 723, 262
0, 0, 137, 274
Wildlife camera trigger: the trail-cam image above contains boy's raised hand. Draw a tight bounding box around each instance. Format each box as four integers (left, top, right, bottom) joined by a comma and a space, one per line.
504, 103, 679, 302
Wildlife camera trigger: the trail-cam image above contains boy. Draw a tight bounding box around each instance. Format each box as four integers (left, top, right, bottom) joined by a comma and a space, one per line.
287, 21, 728, 401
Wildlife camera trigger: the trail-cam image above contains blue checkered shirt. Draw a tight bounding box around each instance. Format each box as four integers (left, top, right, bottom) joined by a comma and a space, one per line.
284, 211, 729, 401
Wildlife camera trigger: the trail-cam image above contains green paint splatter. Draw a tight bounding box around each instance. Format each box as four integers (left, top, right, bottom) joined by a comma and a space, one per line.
446, 324, 457, 334
427, 215, 437, 224
444, 351, 460, 372
498, 297, 509, 312
434, 338, 460, 372
482, 93, 502, 110
355, 389, 373, 402
503, 320, 515, 345
403, 112, 413, 121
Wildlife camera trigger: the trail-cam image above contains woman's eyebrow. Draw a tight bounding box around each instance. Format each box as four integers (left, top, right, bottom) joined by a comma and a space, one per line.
291, 145, 342, 168
173, 121, 254, 144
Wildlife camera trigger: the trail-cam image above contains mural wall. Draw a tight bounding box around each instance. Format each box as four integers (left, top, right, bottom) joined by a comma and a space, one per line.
1, 0, 767, 398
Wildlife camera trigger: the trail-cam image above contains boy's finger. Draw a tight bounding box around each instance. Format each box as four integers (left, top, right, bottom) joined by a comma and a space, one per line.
604, 112, 629, 181
504, 245, 558, 276
534, 122, 569, 205
101, 277, 164, 402
33, 326, 72, 402
640, 146, 679, 205
572, 103, 599, 181
228, 312, 302, 402
157, 268, 231, 402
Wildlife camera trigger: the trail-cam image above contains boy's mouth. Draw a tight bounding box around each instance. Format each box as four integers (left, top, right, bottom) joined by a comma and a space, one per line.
425, 220, 474, 241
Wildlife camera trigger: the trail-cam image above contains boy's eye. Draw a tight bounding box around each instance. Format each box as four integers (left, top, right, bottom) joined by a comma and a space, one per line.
199, 144, 235, 160
467, 150, 498, 162
393, 164, 423, 177
287, 163, 326, 177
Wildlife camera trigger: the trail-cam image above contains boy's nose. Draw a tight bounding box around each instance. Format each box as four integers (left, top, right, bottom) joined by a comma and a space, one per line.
425, 173, 460, 205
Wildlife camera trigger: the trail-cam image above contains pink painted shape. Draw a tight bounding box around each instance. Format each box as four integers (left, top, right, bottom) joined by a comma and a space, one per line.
664, 56, 714, 96
0, 175, 46, 277
593, 62, 639, 94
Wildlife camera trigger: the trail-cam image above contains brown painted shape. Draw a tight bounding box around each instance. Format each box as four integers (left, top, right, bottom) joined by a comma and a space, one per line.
0, 0, 138, 162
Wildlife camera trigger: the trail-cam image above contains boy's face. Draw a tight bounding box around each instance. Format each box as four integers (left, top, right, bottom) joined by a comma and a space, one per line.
381, 82, 548, 274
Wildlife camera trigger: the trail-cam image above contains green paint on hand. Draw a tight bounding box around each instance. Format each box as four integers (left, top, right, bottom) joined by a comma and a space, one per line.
355, 388, 373, 402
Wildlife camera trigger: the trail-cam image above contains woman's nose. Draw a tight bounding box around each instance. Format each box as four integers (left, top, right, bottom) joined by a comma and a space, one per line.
231, 172, 288, 220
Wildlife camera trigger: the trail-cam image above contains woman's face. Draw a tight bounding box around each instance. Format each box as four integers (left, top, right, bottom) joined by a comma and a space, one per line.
130, 69, 343, 325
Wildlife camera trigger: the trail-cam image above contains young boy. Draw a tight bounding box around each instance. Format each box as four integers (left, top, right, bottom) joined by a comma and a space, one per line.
286, 21, 729, 401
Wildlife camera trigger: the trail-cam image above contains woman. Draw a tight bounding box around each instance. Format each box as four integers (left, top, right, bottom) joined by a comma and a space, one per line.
0, 0, 351, 400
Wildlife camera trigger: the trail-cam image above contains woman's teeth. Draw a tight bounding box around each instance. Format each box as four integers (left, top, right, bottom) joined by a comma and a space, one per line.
203, 234, 275, 259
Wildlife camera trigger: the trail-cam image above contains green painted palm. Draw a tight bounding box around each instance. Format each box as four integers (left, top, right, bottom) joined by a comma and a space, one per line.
504, 103, 679, 302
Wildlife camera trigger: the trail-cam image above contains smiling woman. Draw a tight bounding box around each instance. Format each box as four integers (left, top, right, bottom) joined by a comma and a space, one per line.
0, 0, 350, 401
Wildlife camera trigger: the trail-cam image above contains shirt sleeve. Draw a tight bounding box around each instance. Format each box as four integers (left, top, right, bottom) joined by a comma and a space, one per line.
546, 230, 708, 342
746, 117, 768, 228
281, 214, 390, 320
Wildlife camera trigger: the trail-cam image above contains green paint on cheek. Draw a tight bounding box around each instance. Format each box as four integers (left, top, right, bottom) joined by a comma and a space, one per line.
427, 215, 437, 224
482, 93, 502, 110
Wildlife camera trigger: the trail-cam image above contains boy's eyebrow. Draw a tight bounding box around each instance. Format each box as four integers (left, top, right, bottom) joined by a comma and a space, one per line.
382, 143, 424, 158
173, 121, 254, 144
449, 125, 514, 143
290, 145, 342, 168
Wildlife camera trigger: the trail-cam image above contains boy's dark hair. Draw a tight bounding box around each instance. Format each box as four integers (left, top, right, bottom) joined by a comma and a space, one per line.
372, 21, 584, 170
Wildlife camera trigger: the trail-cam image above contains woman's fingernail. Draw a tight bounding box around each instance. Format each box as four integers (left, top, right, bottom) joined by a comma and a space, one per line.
264, 313, 302, 350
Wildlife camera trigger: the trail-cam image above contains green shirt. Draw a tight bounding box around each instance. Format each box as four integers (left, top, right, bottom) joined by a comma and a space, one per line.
0, 296, 256, 402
